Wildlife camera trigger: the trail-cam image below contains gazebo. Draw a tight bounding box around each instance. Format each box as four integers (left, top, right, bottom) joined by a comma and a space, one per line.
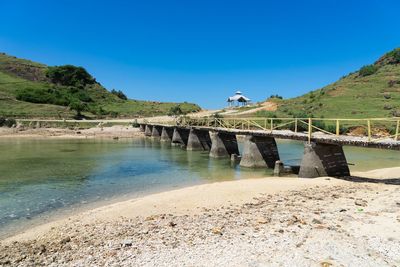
227, 91, 251, 107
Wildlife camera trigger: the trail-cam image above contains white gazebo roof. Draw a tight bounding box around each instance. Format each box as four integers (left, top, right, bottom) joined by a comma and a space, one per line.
227, 91, 251, 102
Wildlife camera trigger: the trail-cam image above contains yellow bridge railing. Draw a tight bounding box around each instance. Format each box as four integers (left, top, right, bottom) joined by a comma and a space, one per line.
170, 117, 400, 143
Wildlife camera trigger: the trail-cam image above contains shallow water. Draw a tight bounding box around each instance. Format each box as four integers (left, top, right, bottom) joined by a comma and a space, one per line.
0, 137, 398, 237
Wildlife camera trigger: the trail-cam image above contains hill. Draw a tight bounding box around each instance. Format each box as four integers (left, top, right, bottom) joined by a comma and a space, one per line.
0, 53, 201, 119
262, 48, 400, 119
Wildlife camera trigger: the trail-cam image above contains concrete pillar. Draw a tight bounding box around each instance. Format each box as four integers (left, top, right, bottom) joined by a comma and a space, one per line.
161, 127, 174, 142
139, 124, 145, 132
144, 125, 153, 136
240, 135, 280, 168
151, 126, 162, 138
172, 128, 190, 147
209, 131, 239, 158
187, 129, 212, 151
298, 142, 350, 178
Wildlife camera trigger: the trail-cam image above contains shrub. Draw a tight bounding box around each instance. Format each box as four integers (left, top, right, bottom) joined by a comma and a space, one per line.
0, 117, 6, 127
46, 65, 95, 87
111, 89, 128, 100
385, 49, 400, 64
358, 64, 379, 77
268, 94, 283, 100
168, 105, 183, 116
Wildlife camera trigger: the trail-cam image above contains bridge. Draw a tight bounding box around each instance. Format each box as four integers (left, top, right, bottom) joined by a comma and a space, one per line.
139, 117, 400, 179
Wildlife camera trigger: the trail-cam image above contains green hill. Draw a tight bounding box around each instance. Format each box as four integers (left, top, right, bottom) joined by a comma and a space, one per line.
0, 53, 201, 119
263, 48, 400, 119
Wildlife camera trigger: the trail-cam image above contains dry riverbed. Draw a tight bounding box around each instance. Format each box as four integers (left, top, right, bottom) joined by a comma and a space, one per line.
1, 168, 400, 266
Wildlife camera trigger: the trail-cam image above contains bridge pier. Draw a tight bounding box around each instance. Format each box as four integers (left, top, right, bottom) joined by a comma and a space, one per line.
161, 127, 174, 142
187, 129, 212, 151
240, 135, 280, 168
139, 124, 145, 132
298, 142, 350, 178
209, 131, 239, 158
172, 128, 190, 147
144, 125, 153, 137
151, 125, 162, 138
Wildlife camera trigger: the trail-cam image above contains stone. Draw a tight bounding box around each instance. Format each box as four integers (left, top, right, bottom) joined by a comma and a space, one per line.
211, 227, 223, 235
355, 199, 368, 207
274, 160, 284, 176
60, 237, 71, 245
121, 240, 133, 247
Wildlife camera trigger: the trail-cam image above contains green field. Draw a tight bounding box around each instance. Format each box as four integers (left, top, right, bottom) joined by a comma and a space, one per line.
0, 53, 201, 119
263, 48, 400, 119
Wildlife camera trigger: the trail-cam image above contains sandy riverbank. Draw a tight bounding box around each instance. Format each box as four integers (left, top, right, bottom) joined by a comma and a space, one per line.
1, 167, 400, 266
0, 125, 143, 139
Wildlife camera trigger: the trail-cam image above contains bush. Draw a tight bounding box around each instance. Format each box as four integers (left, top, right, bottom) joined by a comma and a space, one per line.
111, 89, 128, 100
0, 118, 16, 127
358, 64, 379, 77
385, 49, 400, 64
46, 65, 95, 87
168, 105, 183, 116
0, 117, 6, 127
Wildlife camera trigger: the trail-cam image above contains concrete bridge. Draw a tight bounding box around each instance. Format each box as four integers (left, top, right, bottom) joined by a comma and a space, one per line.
139, 117, 400, 178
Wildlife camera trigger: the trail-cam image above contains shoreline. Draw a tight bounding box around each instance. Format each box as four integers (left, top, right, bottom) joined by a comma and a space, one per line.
2, 166, 399, 244
1, 167, 400, 265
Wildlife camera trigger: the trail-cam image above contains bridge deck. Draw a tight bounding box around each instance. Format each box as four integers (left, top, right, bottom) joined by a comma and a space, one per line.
147, 123, 400, 150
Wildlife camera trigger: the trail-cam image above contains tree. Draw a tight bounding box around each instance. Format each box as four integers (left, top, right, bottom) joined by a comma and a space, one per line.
69, 100, 87, 118
46, 65, 95, 87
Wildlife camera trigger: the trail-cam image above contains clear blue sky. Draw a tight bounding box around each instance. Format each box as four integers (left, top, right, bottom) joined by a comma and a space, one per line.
1, 0, 399, 109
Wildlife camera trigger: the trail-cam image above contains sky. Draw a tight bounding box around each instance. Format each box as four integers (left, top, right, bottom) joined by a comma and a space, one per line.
0, 0, 399, 109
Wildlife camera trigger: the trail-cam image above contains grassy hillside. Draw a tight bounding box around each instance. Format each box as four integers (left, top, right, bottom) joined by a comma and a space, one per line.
258, 48, 400, 119
0, 53, 201, 119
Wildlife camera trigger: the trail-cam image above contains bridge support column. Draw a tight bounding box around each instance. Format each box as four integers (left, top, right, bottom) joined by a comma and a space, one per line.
161, 127, 174, 142
139, 124, 145, 132
144, 125, 153, 137
172, 128, 190, 147
299, 142, 350, 178
240, 135, 280, 168
187, 129, 212, 151
151, 126, 162, 138
209, 131, 239, 158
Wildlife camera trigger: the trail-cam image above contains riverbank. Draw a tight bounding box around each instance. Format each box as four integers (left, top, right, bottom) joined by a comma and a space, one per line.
0, 125, 142, 139
1, 167, 399, 266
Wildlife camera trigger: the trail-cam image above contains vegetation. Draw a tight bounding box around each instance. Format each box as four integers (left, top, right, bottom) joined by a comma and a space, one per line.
358, 64, 379, 77
0, 117, 16, 127
249, 47, 400, 120
111, 89, 127, 100
0, 53, 201, 118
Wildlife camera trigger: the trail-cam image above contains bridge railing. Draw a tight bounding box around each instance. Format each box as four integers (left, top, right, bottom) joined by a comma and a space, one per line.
174, 116, 400, 143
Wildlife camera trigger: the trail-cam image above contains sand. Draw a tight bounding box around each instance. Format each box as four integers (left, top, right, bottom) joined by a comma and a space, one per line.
1, 167, 400, 266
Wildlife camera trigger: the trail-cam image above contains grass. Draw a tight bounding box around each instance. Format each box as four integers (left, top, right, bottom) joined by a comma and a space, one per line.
0, 53, 201, 118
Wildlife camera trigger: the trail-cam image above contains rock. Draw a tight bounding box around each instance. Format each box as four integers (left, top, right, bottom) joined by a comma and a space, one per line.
121, 240, 133, 247
60, 237, 71, 245
256, 217, 271, 224
211, 227, 222, 235
169, 221, 177, 227
339, 209, 347, 212
312, 218, 322, 224
355, 199, 368, 207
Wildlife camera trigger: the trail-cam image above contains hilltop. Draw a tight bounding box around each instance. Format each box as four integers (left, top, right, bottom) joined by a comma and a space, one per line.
264, 48, 400, 119
0, 53, 201, 119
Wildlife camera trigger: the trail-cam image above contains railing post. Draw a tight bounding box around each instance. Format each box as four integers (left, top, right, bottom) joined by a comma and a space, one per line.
308, 118, 312, 144
336, 120, 340, 136
396, 120, 399, 141
247, 120, 250, 130
294, 118, 298, 133
270, 118, 273, 132
367, 120, 371, 141
264, 118, 267, 130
